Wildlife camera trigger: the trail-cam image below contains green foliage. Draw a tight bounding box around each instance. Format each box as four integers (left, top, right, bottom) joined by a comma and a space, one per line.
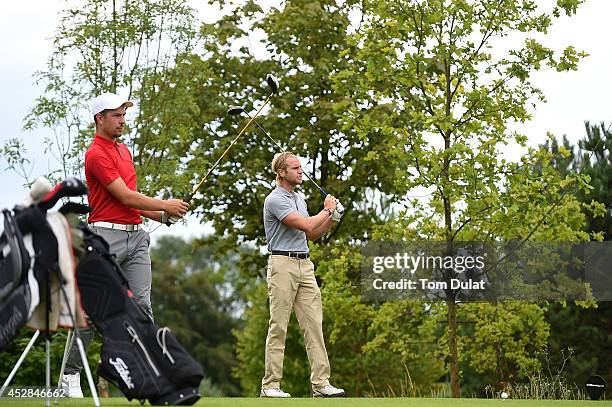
461, 302, 549, 381
573, 122, 612, 238
11, 0, 602, 398
15, 0, 200, 187
0, 138, 35, 186
234, 242, 445, 397
178, 0, 401, 244
538, 123, 612, 391
313, 243, 445, 396
233, 282, 268, 396
0, 330, 102, 396
190, 2, 440, 393
545, 302, 612, 392
332, 0, 589, 397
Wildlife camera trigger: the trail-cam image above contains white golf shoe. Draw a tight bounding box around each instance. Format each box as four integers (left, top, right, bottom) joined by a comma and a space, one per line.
260, 387, 291, 398
60, 372, 84, 398
313, 384, 345, 397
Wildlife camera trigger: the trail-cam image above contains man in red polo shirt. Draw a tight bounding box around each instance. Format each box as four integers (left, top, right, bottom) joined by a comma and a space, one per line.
61, 93, 189, 397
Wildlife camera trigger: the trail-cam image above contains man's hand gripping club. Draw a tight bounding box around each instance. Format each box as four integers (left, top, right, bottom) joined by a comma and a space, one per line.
329, 196, 344, 222
161, 198, 189, 225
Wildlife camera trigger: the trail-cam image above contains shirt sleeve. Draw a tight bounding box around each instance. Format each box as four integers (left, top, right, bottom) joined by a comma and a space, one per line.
87, 150, 120, 187
266, 194, 296, 222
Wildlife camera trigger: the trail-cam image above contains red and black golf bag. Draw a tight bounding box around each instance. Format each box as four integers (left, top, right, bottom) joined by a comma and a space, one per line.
74, 214, 203, 405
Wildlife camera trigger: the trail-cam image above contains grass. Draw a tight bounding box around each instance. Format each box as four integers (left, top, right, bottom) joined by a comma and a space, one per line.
1, 398, 611, 407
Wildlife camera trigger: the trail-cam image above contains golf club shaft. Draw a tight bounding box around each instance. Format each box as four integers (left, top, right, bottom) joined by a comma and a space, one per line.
185, 94, 273, 202
241, 111, 328, 197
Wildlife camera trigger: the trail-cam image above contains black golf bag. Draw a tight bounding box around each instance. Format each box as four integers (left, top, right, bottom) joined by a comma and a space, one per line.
0, 208, 36, 350
75, 224, 203, 405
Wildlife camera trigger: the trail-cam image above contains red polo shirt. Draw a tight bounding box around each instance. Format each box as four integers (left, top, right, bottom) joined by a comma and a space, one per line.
85, 135, 142, 224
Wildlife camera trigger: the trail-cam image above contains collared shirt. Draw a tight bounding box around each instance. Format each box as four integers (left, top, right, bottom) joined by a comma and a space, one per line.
263, 186, 309, 252
85, 134, 141, 224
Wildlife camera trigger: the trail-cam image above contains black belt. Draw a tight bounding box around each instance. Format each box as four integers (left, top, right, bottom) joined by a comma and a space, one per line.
271, 251, 309, 259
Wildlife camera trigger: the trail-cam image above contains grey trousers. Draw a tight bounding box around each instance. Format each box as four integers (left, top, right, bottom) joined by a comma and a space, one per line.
64, 226, 152, 375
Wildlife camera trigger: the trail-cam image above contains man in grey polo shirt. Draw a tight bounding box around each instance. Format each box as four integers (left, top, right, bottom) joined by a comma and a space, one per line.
260, 152, 345, 398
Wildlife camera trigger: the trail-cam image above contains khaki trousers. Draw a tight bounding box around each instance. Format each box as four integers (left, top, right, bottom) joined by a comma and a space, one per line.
261, 255, 331, 389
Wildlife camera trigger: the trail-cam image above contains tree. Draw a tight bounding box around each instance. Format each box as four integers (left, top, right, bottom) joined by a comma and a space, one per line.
333, 0, 595, 397
542, 123, 612, 391
542, 122, 612, 238
545, 301, 612, 391
12, 0, 200, 192
189, 0, 440, 396
576, 122, 612, 238
1, 3, 203, 394
178, 0, 407, 244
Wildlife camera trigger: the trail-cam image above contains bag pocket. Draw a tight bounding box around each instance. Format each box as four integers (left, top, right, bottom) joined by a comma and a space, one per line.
140, 324, 204, 387
98, 335, 162, 400
0, 285, 30, 350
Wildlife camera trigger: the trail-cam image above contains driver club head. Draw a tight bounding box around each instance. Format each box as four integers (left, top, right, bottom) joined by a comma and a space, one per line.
227, 106, 246, 116
586, 375, 606, 400
266, 74, 279, 94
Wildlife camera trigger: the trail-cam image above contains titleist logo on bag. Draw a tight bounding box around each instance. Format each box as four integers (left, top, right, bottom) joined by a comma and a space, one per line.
109, 357, 134, 389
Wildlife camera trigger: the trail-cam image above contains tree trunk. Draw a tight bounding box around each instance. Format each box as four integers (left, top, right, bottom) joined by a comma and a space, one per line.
447, 299, 460, 397
111, 0, 118, 92
442, 105, 460, 396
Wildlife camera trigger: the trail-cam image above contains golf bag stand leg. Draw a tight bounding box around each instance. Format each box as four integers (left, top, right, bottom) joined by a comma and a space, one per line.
56, 329, 73, 387
0, 329, 97, 406
53, 329, 72, 406
46, 335, 51, 407
0, 330, 41, 396
76, 333, 100, 407
57, 280, 100, 407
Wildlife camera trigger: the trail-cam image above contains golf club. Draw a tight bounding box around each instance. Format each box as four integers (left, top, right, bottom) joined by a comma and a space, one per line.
164, 74, 279, 226
184, 74, 280, 203
227, 106, 330, 198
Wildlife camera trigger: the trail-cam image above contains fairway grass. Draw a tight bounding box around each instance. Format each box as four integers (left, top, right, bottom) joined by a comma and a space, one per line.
2, 398, 611, 407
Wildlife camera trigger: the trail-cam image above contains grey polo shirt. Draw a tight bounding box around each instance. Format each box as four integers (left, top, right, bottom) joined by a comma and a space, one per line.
263, 186, 309, 252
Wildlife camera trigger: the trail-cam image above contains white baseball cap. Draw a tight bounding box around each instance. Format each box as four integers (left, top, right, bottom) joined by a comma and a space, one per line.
91, 93, 134, 115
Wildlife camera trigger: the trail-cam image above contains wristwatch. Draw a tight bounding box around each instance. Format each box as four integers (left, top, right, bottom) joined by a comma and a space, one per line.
323, 208, 333, 216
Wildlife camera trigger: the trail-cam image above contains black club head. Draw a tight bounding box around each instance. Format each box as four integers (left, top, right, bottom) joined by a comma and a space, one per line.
266, 74, 279, 94
227, 106, 245, 116
586, 375, 606, 400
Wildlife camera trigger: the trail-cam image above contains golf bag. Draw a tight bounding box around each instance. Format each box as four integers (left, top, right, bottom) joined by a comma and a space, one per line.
75, 224, 203, 405
0, 208, 37, 350
0, 177, 89, 350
